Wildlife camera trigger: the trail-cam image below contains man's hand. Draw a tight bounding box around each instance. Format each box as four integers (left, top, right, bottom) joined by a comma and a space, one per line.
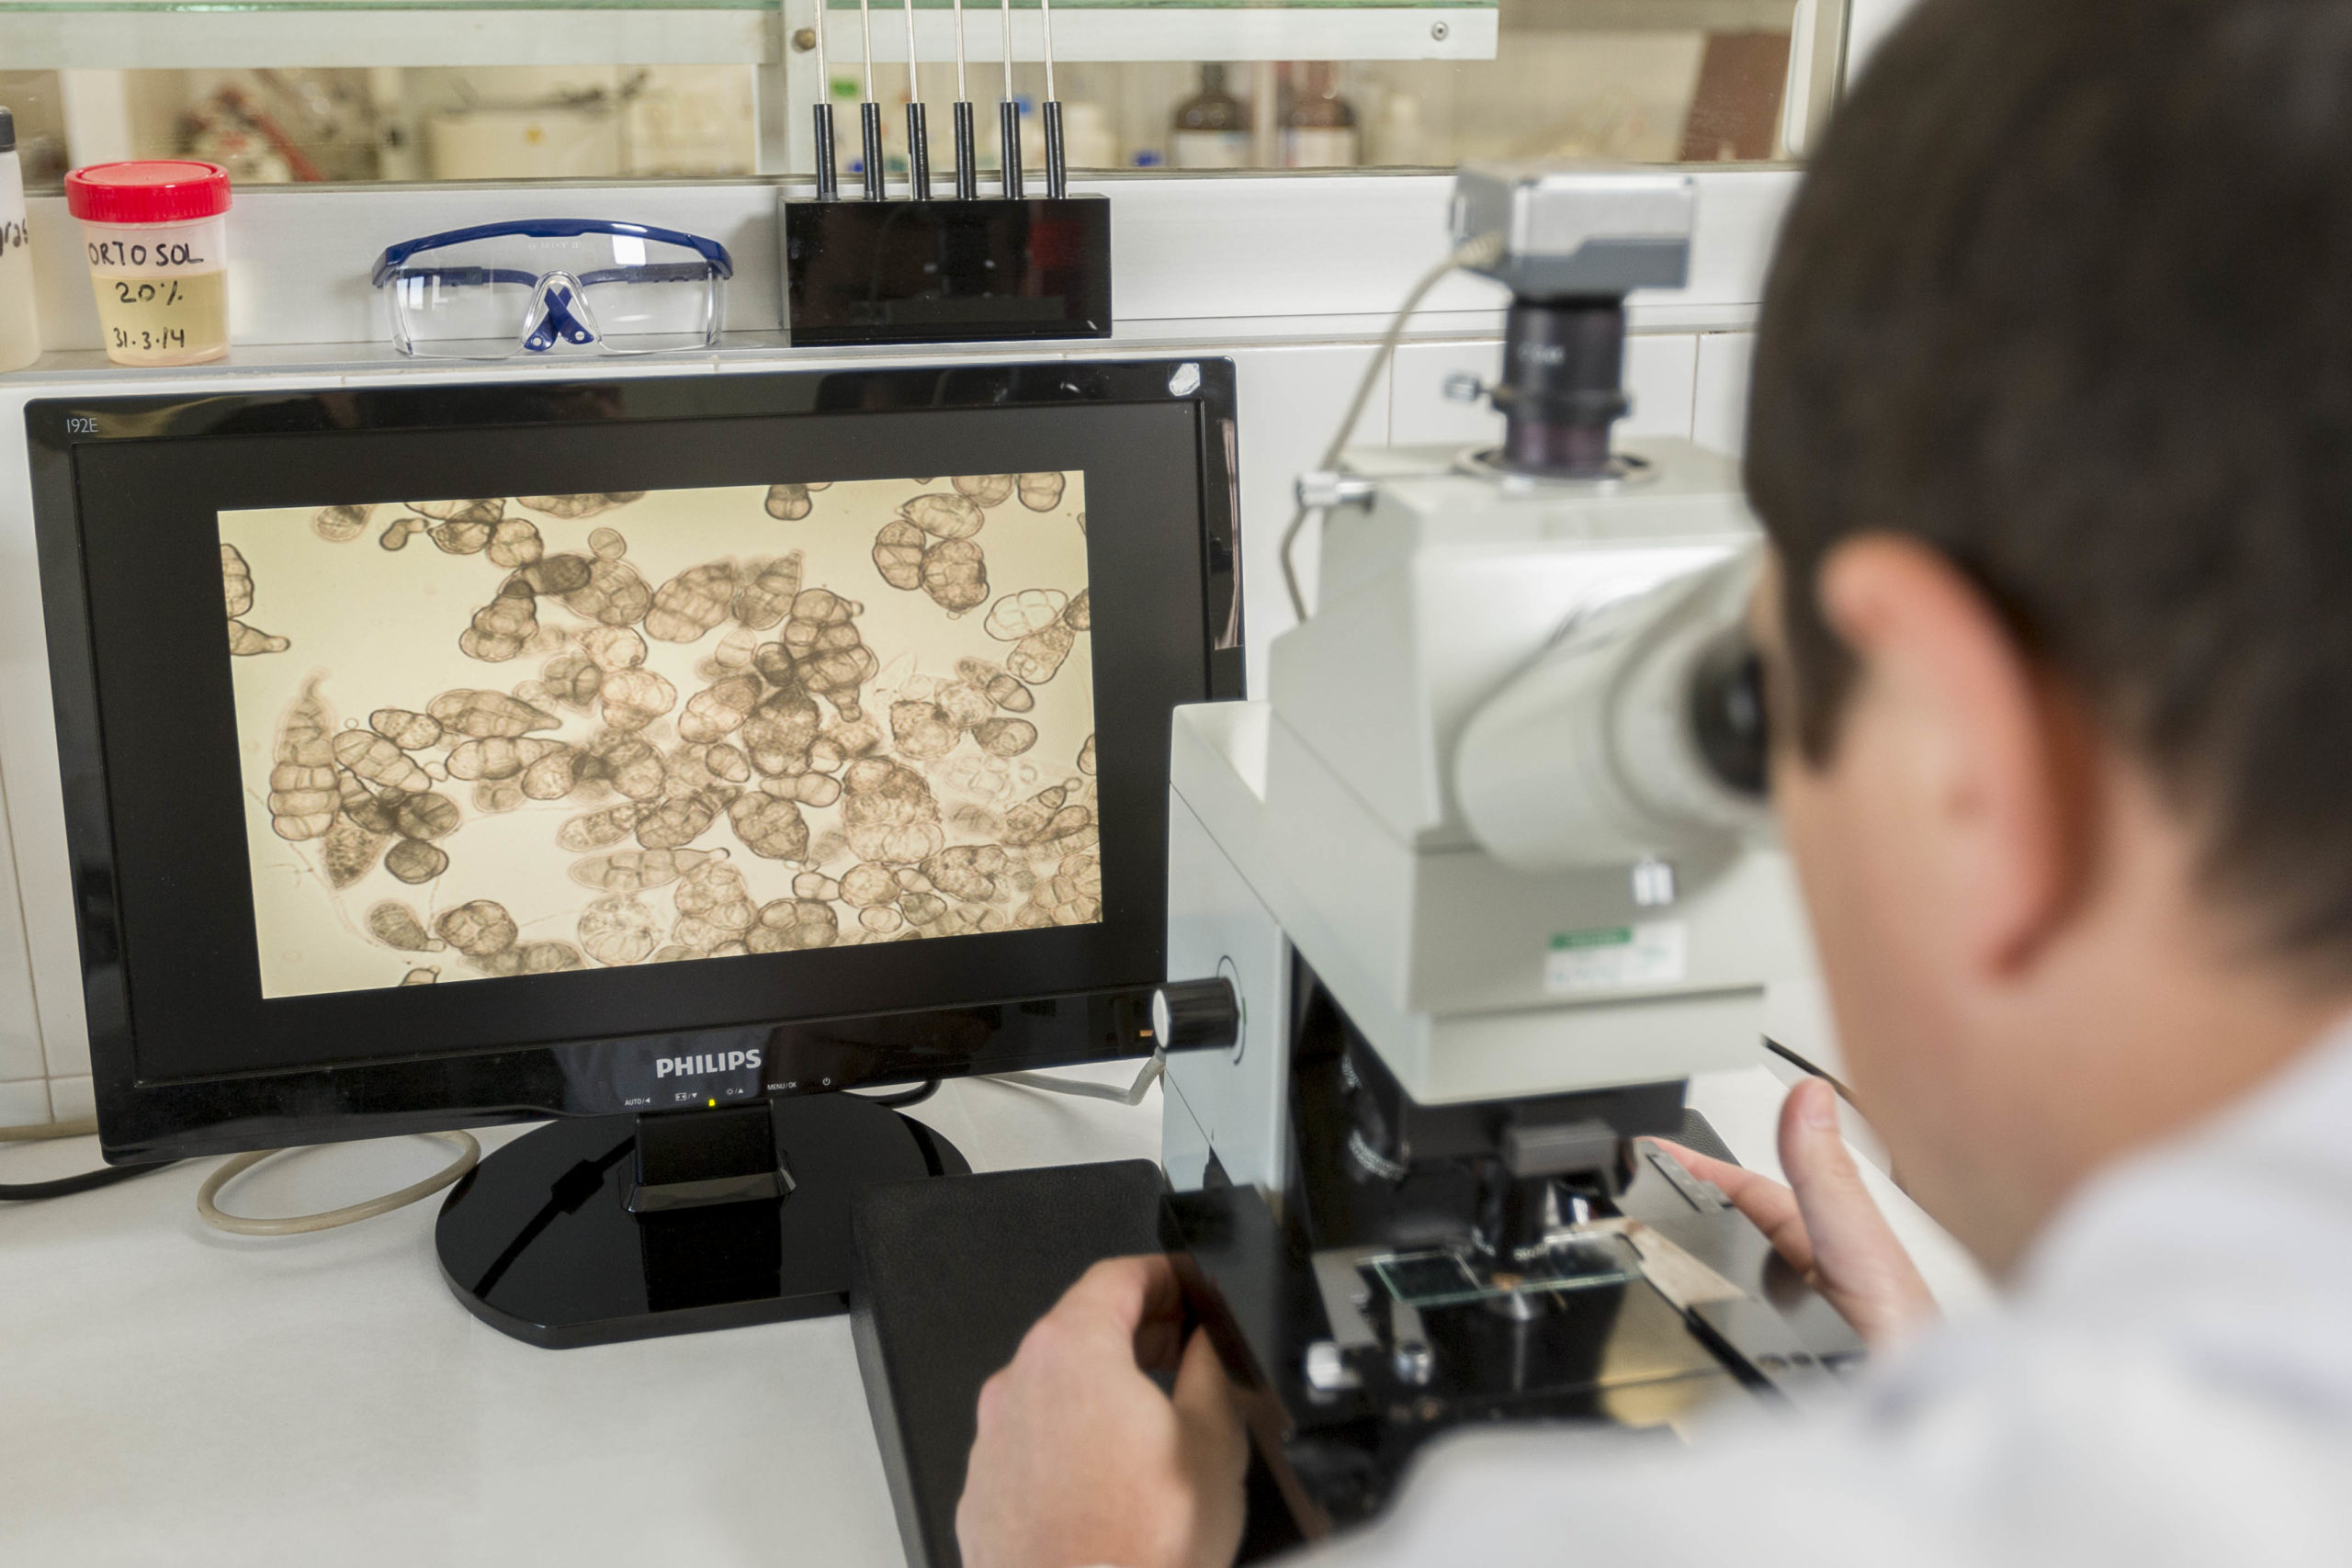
1657, 1077, 1939, 1348
958, 1255, 1248, 1568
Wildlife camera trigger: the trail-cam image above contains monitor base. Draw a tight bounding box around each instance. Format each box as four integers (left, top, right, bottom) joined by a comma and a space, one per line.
435, 1095, 970, 1348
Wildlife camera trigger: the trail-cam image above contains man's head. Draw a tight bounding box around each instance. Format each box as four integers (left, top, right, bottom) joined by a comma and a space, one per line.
1747, 0, 2352, 1270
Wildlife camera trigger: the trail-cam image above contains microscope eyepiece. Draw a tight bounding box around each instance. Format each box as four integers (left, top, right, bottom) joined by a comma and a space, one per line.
1689, 627, 1770, 799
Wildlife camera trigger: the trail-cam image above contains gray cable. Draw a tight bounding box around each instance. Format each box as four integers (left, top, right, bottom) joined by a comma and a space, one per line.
1278, 230, 1507, 625
984, 1049, 1166, 1107
196, 1131, 481, 1236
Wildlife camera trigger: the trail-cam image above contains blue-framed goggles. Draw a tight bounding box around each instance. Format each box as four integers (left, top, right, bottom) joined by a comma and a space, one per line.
370, 219, 733, 359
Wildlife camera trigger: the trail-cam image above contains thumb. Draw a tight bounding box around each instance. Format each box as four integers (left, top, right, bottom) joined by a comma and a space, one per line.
1170, 1329, 1250, 1568
1778, 1078, 1880, 1235
1778, 1078, 1936, 1347
1172, 1329, 1247, 1477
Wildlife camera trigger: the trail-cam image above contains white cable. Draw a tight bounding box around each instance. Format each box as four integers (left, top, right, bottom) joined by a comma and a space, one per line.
810, 0, 831, 112
197, 1131, 481, 1237
858, 0, 876, 102
0, 1116, 99, 1143
953, 0, 967, 100
984, 1049, 1165, 1107
904, 0, 921, 103
1001, 0, 1014, 101
1278, 230, 1507, 625
1039, 0, 1056, 103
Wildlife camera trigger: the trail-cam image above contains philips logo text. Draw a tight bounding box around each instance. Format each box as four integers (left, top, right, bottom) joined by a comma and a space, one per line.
654, 1049, 763, 1078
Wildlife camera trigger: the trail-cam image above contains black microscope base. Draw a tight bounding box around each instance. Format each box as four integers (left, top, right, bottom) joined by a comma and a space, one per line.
435, 1095, 968, 1348
1164, 1112, 1867, 1538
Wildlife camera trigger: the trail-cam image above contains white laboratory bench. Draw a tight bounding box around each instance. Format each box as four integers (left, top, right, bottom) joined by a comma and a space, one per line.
0, 1057, 1988, 1567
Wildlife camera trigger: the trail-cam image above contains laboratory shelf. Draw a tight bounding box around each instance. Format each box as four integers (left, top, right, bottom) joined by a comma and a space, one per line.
0, 0, 1540, 69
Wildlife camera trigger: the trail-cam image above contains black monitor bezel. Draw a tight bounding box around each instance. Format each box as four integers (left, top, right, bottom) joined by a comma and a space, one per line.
28, 359, 1242, 1162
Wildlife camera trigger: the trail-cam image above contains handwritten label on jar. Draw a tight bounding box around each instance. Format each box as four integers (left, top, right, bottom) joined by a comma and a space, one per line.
95, 271, 225, 356
86, 236, 209, 273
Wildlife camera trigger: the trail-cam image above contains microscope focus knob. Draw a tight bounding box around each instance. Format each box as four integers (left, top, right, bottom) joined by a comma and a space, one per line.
1151, 977, 1242, 1054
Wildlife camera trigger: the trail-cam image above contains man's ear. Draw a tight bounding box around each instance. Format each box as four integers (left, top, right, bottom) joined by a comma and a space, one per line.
1815, 536, 2092, 976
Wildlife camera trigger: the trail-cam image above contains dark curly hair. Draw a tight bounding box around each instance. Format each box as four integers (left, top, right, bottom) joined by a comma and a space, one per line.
1748, 0, 2352, 956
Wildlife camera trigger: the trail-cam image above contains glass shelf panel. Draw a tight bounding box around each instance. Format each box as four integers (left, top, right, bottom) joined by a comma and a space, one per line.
5, 0, 1494, 10
1, 0, 1829, 186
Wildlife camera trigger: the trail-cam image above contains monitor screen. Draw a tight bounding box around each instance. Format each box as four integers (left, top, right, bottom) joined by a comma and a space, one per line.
223, 475, 1100, 1001
30, 363, 1241, 1157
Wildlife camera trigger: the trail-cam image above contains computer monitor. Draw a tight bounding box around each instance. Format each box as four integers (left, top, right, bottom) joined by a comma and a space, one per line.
28, 359, 1241, 1344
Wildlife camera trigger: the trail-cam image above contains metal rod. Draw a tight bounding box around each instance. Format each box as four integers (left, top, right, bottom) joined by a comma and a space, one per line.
903, 0, 930, 197
907, 103, 932, 198
1043, 98, 1066, 198
862, 101, 888, 198
953, 0, 967, 101
808, 0, 839, 197
999, 0, 1021, 197
954, 100, 978, 199
1000, 99, 1023, 199
856, 0, 886, 197
814, 102, 840, 199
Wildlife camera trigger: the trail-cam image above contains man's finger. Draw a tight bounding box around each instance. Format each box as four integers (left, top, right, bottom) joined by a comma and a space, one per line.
1778, 1077, 1937, 1346
1172, 1328, 1247, 1477
1777, 1079, 1877, 1222
1134, 1316, 1186, 1375
1053, 1254, 1182, 1340
1651, 1138, 1816, 1276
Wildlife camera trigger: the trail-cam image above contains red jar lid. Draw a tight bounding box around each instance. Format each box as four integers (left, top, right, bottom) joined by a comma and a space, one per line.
65, 161, 232, 224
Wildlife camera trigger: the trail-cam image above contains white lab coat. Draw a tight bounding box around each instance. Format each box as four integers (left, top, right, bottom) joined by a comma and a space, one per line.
1284, 1021, 2352, 1565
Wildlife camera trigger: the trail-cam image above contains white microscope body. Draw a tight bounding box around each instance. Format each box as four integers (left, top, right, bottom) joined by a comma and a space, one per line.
1160, 168, 1812, 1204
1152, 170, 1850, 1539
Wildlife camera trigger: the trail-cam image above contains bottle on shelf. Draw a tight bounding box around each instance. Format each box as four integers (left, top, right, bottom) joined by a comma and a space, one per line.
1170, 63, 1251, 171
1369, 90, 1432, 168
0, 107, 40, 373
1280, 62, 1359, 169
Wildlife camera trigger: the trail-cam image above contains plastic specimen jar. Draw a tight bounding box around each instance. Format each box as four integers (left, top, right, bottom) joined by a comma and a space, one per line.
64, 160, 232, 367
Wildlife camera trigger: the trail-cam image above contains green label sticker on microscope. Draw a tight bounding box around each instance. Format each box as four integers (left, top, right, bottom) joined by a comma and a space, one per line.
1544, 922, 1686, 994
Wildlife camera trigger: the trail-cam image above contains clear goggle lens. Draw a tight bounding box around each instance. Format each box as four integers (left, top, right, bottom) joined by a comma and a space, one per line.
382, 231, 722, 359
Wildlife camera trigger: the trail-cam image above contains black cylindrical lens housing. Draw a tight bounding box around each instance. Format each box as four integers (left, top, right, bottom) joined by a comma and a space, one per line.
1491, 298, 1632, 480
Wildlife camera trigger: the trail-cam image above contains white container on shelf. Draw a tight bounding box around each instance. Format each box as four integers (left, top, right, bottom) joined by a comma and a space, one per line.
64, 160, 233, 367
0, 107, 40, 373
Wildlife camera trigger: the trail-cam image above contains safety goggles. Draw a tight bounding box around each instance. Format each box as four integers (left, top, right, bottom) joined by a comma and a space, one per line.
370, 219, 733, 359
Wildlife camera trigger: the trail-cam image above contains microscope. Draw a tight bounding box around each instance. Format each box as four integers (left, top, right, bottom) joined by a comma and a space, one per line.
1152, 165, 1862, 1539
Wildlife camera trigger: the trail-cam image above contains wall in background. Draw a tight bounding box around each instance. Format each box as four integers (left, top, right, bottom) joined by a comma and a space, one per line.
0, 171, 1779, 1128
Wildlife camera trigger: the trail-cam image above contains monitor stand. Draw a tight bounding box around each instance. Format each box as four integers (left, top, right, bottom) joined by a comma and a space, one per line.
435, 1095, 969, 1348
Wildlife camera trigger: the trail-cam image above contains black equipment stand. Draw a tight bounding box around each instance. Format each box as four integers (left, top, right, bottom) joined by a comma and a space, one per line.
436, 1095, 968, 1348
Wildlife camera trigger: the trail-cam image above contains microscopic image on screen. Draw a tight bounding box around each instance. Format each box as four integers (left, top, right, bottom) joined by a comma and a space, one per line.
220, 477, 1098, 999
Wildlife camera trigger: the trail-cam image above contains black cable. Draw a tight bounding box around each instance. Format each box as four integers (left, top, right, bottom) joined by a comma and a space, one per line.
0, 1160, 178, 1201
857, 1078, 942, 1110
